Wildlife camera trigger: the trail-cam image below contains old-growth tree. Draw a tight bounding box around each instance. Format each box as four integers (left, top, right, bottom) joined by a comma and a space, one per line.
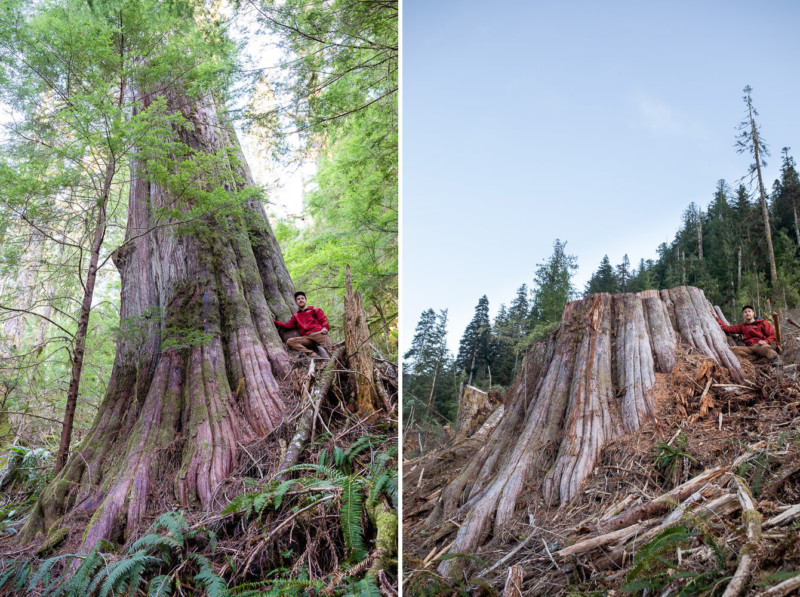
21, 0, 298, 550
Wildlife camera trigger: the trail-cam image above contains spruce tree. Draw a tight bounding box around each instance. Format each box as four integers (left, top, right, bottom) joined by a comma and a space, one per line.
585, 255, 619, 295
772, 148, 800, 245
616, 254, 632, 292
456, 295, 491, 387
528, 239, 578, 330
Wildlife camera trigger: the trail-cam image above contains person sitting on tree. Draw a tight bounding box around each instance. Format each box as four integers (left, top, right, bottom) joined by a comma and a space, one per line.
716, 305, 781, 366
274, 291, 332, 358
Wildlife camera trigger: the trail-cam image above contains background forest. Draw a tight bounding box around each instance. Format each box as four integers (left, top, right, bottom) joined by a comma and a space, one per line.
0, 0, 397, 594
404, 89, 800, 430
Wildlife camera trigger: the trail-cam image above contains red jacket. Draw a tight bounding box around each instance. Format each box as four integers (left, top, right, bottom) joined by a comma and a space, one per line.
717, 317, 776, 346
275, 306, 329, 336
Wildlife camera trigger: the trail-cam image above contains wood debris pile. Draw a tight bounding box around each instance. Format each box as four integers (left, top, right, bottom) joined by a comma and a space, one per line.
403, 350, 800, 596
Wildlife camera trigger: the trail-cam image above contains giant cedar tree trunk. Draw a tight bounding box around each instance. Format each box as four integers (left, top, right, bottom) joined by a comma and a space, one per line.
22, 85, 297, 549
434, 286, 745, 577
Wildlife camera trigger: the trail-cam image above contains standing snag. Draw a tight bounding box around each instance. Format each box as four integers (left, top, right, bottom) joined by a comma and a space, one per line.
344, 265, 379, 415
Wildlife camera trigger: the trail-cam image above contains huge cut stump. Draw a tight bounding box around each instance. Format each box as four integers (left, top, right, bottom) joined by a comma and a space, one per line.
433, 286, 745, 576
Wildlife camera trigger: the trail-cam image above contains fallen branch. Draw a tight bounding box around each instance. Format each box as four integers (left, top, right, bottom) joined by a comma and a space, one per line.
721, 476, 761, 597
764, 504, 800, 528
757, 572, 800, 597
598, 466, 730, 533
277, 347, 345, 475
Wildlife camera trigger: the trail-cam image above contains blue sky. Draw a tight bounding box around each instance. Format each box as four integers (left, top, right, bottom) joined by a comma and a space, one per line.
402, 0, 800, 353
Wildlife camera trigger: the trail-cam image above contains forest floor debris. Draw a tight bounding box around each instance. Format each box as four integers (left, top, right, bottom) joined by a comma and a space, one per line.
0, 347, 398, 596
403, 348, 800, 596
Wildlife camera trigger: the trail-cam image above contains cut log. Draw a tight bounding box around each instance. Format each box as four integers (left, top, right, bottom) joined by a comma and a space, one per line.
454, 385, 502, 441
344, 265, 379, 415
435, 286, 745, 577
503, 565, 525, 597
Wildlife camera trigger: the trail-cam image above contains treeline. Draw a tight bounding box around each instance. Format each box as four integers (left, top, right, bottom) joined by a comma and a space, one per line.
405, 89, 800, 428
404, 240, 579, 427
586, 148, 800, 313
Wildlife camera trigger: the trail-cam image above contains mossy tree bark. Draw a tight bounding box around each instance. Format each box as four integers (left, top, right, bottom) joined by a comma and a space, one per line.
433, 286, 745, 577
22, 84, 297, 550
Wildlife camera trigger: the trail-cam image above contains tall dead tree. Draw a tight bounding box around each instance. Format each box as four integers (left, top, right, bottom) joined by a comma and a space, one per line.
22, 80, 297, 550
344, 265, 379, 415
431, 286, 745, 577
738, 86, 778, 286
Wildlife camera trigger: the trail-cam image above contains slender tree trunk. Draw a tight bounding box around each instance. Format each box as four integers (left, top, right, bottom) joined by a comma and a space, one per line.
54, 184, 108, 475
467, 349, 476, 386
425, 360, 438, 420
793, 202, 800, 245
748, 100, 778, 285
737, 246, 742, 290
697, 211, 704, 260
23, 84, 296, 550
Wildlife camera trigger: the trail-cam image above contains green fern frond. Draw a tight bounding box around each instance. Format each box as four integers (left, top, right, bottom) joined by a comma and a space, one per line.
60, 542, 108, 597
99, 551, 161, 597
342, 576, 381, 597
341, 476, 366, 561
222, 492, 250, 515
367, 471, 392, 507
148, 511, 188, 544
129, 533, 183, 556
0, 561, 31, 592
189, 553, 228, 597
333, 446, 346, 470
26, 553, 66, 591
271, 479, 300, 509
281, 463, 346, 484
147, 574, 174, 597
344, 435, 378, 464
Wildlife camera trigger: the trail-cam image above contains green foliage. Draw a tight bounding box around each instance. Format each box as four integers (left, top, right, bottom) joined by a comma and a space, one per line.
654, 432, 697, 488
403, 309, 456, 426
621, 520, 730, 596
529, 239, 578, 327
225, 436, 397, 594
249, 0, 398, 359
5, 511, 226, 597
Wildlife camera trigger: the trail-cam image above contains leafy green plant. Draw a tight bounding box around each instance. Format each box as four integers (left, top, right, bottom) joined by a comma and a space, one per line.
655, 433, 697, 487
225, 436, 398, 595
1, 511, 226, 597
622, 518, 730, 596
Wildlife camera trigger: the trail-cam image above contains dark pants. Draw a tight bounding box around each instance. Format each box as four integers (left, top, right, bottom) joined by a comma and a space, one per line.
286, 331, 332, 356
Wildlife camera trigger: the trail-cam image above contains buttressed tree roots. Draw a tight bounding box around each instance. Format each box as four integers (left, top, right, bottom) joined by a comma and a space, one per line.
433, 286, 745, 576
22, 83, 297, 551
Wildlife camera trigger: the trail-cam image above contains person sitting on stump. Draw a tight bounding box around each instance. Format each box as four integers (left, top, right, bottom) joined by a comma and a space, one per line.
274, 291, 332, 358
716, 305, 781, 366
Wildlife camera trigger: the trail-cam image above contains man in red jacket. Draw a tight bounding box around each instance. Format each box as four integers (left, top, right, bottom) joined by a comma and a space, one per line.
716, 305, 780, 365
274, 291, 332, 357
